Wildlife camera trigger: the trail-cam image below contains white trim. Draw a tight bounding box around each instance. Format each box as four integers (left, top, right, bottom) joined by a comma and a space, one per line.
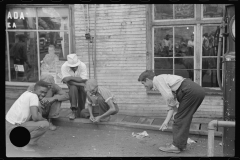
5, 81, 69, 89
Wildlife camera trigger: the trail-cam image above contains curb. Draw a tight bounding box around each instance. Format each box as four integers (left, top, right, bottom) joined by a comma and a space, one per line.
52, 117, 222, 137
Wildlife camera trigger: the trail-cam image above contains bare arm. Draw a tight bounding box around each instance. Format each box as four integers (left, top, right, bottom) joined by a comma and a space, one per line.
98, 99, 118, 120
67, 81, 86, 87
62, 76, 87, 83
30, 106, 47, 122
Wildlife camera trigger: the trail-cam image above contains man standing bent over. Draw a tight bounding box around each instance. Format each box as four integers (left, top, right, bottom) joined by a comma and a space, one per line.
80, 79, 119, 122
138, 70, 205, 153
61, 54, 88, 120
6, 80, 50, 152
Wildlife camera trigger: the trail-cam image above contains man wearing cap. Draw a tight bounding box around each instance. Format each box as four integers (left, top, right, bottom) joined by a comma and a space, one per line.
61, 54, 88, 120
27, 74, 69, 130
80, 79, 119, 122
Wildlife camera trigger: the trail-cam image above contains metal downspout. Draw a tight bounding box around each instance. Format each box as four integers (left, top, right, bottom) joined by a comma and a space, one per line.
94, 4, 97, 79
207, 120, 235, 157
87, 4, 91, 79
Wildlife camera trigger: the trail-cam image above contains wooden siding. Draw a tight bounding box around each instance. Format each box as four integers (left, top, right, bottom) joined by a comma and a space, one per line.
73, 4, 223, 119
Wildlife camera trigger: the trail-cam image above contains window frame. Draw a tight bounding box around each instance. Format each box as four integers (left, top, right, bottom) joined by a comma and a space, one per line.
146, 4, 224, 95
5, 4, 75, 82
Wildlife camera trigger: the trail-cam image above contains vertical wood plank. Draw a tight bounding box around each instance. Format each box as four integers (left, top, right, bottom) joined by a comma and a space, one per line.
146, 4, 152, 70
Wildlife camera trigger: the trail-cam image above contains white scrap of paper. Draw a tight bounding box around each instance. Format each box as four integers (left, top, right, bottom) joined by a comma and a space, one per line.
187, 138, 196, 144
132, 131, 149, 139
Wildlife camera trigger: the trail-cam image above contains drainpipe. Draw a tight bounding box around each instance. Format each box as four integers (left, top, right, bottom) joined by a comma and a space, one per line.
94, 4, 97, 79
208, 120, 235, 157
87, 4, 91, 79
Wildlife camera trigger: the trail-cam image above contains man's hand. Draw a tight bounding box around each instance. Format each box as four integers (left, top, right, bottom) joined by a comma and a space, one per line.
61, 77, 71, 83
159, 122, 168, 131
93, 116, 101, 123
41, 97, 56, 104
89, 115, 95, 122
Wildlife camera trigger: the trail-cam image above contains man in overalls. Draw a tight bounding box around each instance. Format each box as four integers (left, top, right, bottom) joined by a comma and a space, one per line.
80, 79, 119, 122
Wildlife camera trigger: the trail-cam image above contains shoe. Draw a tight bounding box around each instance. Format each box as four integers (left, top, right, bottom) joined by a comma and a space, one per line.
49, 122, 57, 131
165, 143, 186, 151
159, 144, 181, 153
69, 111, 76, 120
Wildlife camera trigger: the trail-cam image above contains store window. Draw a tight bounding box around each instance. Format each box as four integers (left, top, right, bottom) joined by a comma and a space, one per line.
6, 6, 71, 82
154, 26, 194, 80
202, 25, 222, 87
152, 4, 224, 89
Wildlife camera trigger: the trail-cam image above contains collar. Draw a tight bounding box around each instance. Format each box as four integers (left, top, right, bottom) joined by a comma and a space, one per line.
67, 65, 80, 72
152, 76, 157, 91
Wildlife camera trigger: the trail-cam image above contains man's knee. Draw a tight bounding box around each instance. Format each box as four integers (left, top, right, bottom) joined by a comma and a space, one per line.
69, 84, 78, 91
112, 105, 119, 115
39, 121, 50, 129
80, 109, 90, 118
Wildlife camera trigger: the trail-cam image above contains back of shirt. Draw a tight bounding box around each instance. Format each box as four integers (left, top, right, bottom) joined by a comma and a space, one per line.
6, 91, 39, 125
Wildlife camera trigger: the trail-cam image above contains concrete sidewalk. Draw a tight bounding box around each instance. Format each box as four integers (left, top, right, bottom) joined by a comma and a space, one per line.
6, 99, 223, 137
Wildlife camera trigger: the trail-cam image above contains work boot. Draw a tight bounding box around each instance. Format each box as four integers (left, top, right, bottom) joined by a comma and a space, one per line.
69, 110, 77, 120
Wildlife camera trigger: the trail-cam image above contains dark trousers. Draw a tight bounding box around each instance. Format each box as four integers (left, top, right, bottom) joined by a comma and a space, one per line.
68, 84, 87, 116
172, 79, 205, 150
40, 101, 62, 119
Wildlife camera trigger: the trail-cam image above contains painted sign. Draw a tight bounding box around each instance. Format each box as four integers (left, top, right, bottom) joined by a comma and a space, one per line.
7, 11, 25, 28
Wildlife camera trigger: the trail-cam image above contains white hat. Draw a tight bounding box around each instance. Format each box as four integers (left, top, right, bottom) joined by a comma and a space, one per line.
66, 54, 81, 67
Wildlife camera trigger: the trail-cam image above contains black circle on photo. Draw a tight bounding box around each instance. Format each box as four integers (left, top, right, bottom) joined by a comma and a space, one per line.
9, 126, 30, 147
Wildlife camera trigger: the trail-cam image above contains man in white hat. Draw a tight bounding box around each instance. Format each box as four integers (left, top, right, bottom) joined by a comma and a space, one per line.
61, 54, 88, 120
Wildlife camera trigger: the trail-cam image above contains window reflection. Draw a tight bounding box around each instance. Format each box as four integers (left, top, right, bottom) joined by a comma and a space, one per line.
154, 28, 173, 57
175, 4, 194, 19
154, 4, 173, 20
39, 31, 69, 60
203, 4, 224, 18
202, 26, 220, 57
37, 8, 69, 30
9, 32, 38, 82
202, 70, 222, 87
175, 26, 194, 57
6, 8, 36, 29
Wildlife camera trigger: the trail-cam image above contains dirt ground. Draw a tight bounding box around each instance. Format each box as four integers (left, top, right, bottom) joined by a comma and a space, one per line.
6, 121, 223, 157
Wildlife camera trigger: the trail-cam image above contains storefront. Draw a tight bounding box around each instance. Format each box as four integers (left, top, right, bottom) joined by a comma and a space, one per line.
5, 4, 225, 118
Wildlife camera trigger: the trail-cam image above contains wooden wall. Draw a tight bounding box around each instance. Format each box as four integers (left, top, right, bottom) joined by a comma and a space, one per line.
73, 4, 223, 118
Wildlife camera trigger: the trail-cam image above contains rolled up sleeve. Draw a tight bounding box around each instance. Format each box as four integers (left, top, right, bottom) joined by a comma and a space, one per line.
79, 63, 88, 80
154, 76, 178, 108
61, 63, 71, 79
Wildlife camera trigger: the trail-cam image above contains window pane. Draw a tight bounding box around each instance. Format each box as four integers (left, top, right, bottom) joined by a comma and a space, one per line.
6, 8, 36, 29
154, 4, 173, 20
202, 70, 222, 87
202, 26, 219, 57
175, 70, 193, 80
154, 28, 173, 57
155, 70, 173, 76
203, 4, 224, 18
175, 58, 194, 80
202, 58, 222, 70
154, 58, 173, 76
39, 31, 69, 60
37, 8, 69, 30
9, 32, 39, 82
175, 4, 194, 19
175, 26, 194, 57
6, 33, 9, 81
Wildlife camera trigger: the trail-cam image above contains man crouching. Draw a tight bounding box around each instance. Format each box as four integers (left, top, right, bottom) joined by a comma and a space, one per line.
80, 79, 119, 122
6, 80, 50, 152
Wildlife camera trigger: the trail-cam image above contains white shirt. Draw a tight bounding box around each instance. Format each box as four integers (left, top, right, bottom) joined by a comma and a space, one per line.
6, 91, 39, 125
61, 61, 88, 79
153, 74, 185, 109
